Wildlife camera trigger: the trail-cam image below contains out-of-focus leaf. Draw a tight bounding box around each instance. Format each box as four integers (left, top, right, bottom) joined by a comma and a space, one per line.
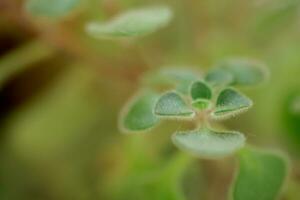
231, 147, 288, 200
212, 88, 253, 120
172, 128, 245, 159
162, 68, 201, 95
111, 152, 191, 200
25, 0, 81, 18
120, 90, 160, 132
86, 6, 173, 39
215, 59, 269, 86
290, 95, 300, 115
205, 68, 234, 87
143, 68, 200, 95
282, 92, 300, 151
0, 40, 55, 88
190, 81, 212, 101
154, 91, 195, 118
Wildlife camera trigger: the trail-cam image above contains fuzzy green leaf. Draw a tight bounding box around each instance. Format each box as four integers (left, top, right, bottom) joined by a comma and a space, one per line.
26, 0, 80, 18
172, 128, 245, 159
190, 81, 212, 101
192, 99, 211, 110
216, 59, 269, 86
212, 88, 253, 120
120, 91, 159, 132
86, 6, 173, 39
154, 91, 195, 118
205, 68, 234, 86
232, 147, 288, 200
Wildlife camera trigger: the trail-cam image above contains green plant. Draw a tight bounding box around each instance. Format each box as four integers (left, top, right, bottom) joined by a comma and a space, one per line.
23, 2, 290, 199
119, 59, 288, 199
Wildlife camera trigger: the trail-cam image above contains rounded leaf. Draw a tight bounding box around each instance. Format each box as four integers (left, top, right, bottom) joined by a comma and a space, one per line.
26, 0, 80, 18
212, 88, 253, 120
232, 147, 289, 200
216, 58, 269, 86
190, 81, 212, 101
154, 91, 195, 118
205, 68, 234, 86
120, 91, 160, 132
86, 6, 173, 39
160, 68, 201, 95
172, 128, 245, 159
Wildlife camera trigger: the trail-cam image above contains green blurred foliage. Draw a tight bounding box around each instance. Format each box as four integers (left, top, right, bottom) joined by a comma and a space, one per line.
0, 0, 299, 199
282, 92, 300, 153
232, 147, 288, 200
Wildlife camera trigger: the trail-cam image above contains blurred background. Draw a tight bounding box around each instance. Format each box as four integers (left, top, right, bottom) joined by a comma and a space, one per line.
0, 0, 300, 199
